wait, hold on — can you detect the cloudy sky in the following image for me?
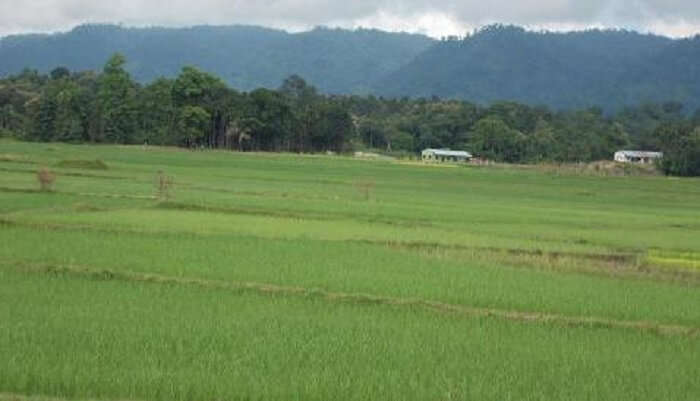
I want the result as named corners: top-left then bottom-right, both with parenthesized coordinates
top-left (1, 0), bottom-right (699, 38)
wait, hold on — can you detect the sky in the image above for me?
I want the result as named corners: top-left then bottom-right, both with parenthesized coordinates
top-left (1, 0), bottom-right (699, 39)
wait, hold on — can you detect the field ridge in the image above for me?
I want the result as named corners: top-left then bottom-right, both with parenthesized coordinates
top-left (0, 394), bottom-right (127, 401)
top-left (4, 216), bottom-right (699, 285)
top-left (11, 261), bottom-right (699, 338)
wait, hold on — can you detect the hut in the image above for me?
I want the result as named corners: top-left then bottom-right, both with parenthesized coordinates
top-left (422, 149), bottom-right (472, 163)
top-left (614, 150), bottom-right (663, 164)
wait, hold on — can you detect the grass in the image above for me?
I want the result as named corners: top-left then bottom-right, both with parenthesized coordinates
top-left (648, 249), bottom-right (700, 270)
top-left (1, 139), bottom-right (699, 400)
top-left (1, 269), bottom-right (699, 401)
top-left (2, 225), bottom-right (699, 327)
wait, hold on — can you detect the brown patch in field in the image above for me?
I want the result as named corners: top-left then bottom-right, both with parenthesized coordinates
top-left (72, 203), bottom-right (107, 213)
top-left (354, 239), bottom-right (700, 285)
top-left (356, 239), bottom-right (635, 263)
top-left (36, 167), bottom-right (56, 191)
top-left (535, 161), bottom-right (660, 177)
top-left (55, 159), bottom-right (108, 170)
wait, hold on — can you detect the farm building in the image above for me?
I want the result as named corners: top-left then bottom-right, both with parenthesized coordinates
top-left (422, 149), bottom-right (472, 163)
top-left (614, 150), bottom-right (663, 164)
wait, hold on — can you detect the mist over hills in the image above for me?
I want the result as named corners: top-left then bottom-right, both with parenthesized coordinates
top-left (2, 23), bottom-right (700, 111)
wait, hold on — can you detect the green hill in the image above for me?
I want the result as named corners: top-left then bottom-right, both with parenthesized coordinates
top-left (3, 24), bottom-right (700, 111)
top-left (0, 24), bottom-right (434, 94)
top-left (374, 25), bottom-right (699, 111)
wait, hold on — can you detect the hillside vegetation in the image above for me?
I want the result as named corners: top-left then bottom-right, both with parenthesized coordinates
top-left (3, 24), bottom-right (700, 110)
top-left (376, 25), bottom-right (689, 110)
top-left (0, 24), bottom-right (433, 94)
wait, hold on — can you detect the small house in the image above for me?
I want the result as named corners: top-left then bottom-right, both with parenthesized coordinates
top-left (422, 149), bottom-right (472, 163)
top-left (614, 150), bottom-right (663, 164)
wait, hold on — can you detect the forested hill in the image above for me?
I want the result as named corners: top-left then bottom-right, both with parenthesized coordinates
top-left (3, 24), bottom-right (700, 111)
top-left (0, 24), bottom-right (434, 94)
top-left (375, 25), bottom-right (700, 111)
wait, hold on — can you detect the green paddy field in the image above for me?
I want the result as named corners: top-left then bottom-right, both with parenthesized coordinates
top-left (1, 140), bottom-right (699, 401)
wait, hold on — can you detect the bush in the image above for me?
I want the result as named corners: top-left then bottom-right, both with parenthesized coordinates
top-left (36, 167), bottom-right (56, 191)
top-left (155, 171), bottom-right (174, 200)
top-left (353, 179), bottom-right (375, 201)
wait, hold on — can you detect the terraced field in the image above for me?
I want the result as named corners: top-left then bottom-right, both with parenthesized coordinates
top-left (1, 140), bottom-right (699, 401)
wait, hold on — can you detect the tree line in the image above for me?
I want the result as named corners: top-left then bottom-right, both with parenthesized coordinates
top-left (1, 54), bottom-right (354, 153)
top-left (1, 54), bottom-right (699, 175)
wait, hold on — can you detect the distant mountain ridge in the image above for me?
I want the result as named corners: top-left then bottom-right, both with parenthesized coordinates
top-left (0, 24), bottom-right (434, 94)
top-left (374, 25), bottom-right (700, 111)
top-left (2, 24), bottom-right (700, 111)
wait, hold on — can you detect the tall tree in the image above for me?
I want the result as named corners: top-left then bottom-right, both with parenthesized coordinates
top-left (138, 78), bottom-right (176, 145)
top-left (657, 122), bottom-right (700, 176)
top-left (280, 75), bottom-right (320, 152)
top-left (177, 106), bottom-right (211, 147)
top-left (172, 66), bottom-right (233, 147)
top-left (471, 117), bottom-right (526, 162)
top-left (97, 53), bottom-right (137, 143)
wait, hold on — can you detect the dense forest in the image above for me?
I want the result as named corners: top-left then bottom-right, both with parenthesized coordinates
top-left (2, 54), bottom-right (699, 176)
top-left (376, 25), bottom-right (699, 111)
top-left (3, 24), bottom-right (700, 111)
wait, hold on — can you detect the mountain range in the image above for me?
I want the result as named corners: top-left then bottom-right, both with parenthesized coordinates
top-left (2, 24), bottom-right (699, 111)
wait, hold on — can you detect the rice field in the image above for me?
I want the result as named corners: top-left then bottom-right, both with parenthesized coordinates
top-left (1, 140), bottom-right (699, 401)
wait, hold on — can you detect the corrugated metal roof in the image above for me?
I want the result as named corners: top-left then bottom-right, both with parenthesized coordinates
top-left (422, 149), bottom-right (473, 158)
top-left (615, 150), bottom-right (663, 158)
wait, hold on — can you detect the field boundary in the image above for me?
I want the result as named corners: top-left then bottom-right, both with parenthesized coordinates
top-left (0, 393), bottom-right (140, 401)
top-left (8, 261), bottom-right (699, 338)
top-left (3, 217), bottom-right (699, 285)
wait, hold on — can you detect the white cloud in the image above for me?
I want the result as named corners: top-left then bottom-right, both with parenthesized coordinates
top-left (337, 10), bottom-right (467, 38)
top-left (0, 0), bottom-right (699, 38)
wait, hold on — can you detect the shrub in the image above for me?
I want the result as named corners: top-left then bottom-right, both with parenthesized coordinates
top-left (155, 170), bottom-right (174, 200)
top-left (36, 167), bottom-right (56, 191)
top-left (353, 179), bottom-right (375, 201)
